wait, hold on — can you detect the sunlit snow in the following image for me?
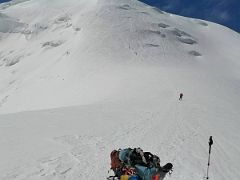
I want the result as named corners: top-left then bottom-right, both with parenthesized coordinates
top-left (0, 0), bottom-right (240, 179)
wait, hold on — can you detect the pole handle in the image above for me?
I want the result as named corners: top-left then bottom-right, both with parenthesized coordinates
top-left (209, 136), bottom-right (213, 147)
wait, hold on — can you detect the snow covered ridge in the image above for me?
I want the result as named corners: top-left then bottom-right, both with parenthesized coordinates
top-left (0, 0), bottom-right (30, 10)
top-left (0, 1), bottom-right (240, 179)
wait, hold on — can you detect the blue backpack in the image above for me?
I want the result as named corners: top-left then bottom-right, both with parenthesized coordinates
top-left (135, 165), bottom-right (158, 180)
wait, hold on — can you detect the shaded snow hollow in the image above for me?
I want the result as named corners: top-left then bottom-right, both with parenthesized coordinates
top-left (0, 0), bottom-right (240, 180)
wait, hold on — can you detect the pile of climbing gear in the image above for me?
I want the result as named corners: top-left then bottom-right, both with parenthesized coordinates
top-left (108, 147), bottom-right (173, 180)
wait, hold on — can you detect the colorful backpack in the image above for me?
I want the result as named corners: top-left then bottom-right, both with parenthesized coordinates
top-left (110, 148), bottom-right (172, 180)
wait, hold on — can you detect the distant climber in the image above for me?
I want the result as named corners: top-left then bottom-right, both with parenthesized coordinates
top-left (179, 93), bottom-right (183, 101)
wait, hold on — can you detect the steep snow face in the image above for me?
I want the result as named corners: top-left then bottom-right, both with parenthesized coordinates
top-left (0, 0), bottom-right (239, 113)
top-left (0, 0), bottom-right (240, 180)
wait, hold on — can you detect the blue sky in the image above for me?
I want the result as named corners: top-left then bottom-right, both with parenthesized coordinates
top-left (140, 0), bottom-right (240, 32)
top-left (0, 0), bottom-right (239, 32)
top-left (0, 0), bottom-right (9, 3)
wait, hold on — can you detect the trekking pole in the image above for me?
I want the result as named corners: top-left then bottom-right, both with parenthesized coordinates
top-left (206, 136), bottom-right (213, 179)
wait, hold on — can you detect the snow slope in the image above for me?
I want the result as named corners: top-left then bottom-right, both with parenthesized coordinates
top-left (0, 0), bottom-right (240, 179)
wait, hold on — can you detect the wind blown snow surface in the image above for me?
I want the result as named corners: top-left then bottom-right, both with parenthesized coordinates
top-left (0, 0), bottom-right (240, 179)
